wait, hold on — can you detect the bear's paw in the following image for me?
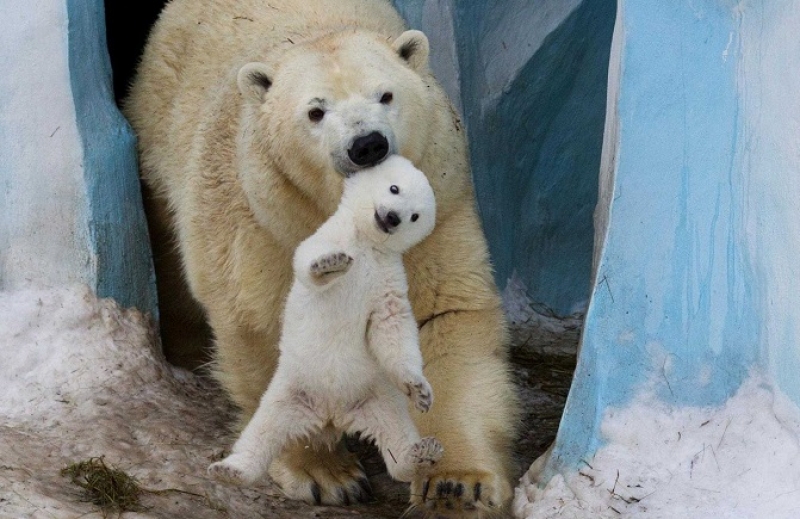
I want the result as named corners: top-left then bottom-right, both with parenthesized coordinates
top-left (409, 469), bottom-right (512, 518)
top-left (269, 442), bottom-right (373, 506)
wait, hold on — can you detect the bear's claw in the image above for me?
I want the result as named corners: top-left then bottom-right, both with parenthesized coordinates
top-left (269, 441), bottom-right (373, 506)
top-left (409, 470), bottom-right (511, 518)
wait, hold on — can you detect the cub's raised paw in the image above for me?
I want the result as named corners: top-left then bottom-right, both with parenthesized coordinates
top-left (410, 437), bottom-right (443, 468)
top-left (309, 252), bottom-right (353, 285)
top-left (410, 470), bottom-right (512, 517)
top-left (404, 378), bottom-right (433, 413)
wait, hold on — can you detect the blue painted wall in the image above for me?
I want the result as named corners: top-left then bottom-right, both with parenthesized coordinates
top-left (544, 0), bottom-right (800, 478)
top-left (455, 1), bottom-right (615, 315)
top-left (67, 0), bottom-right (157, 315)
top-left (394, 0), bottom-right (615, 316)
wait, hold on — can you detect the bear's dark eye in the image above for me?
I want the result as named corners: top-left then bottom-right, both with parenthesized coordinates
top-left (411, 213), bottom-right (419, 222)
top-left (308, 108), bottom-right (325, 122)
top-left (390, 185), bottom-right (399, 194)
top-left (380, 92), bottom-right (394, 104)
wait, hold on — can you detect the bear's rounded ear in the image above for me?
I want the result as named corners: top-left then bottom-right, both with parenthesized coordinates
top-left (392, 30), bottom-right (429, 72)
top-left (238, 62), bottom-right (274, 103)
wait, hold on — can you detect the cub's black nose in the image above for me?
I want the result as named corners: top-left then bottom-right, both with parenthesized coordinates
top-left (375, 210), bottom-right (402, 234)
top-left (384, 211), bottom-right (401, 228)
top-left (348, 132), bottom-right (389, 167)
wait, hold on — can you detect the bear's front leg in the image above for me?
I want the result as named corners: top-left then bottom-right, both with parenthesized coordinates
top-left (293, 225), bottom-right (355, 289)
top-left (409, 305), bottom-right (518, 518)
top-left (404, 213), bottom-right (519, 518)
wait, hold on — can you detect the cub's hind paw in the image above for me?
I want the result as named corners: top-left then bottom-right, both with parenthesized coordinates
top-left (208, 460), bottom-right (247, 486)
top-left (410, 437), bottom-right (444, 467)
top-left (208, 454), bottom-right (261, 486)
top-left (309, 252), bottom-right (353, 285)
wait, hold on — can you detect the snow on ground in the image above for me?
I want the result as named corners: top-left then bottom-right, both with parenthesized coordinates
top-left (21, 279), bottom-right (793, 519)
top-left (514, 374), bottom-right (800, 519)
top-left (502, 272), bottom-right (584, 357)
top-left (0, 286), bottom-right (404, 518)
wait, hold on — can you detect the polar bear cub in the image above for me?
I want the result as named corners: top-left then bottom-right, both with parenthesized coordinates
top-left (208, 156), bottom-right (442, 486)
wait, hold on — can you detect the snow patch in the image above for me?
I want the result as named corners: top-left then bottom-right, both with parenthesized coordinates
top-left (514, 374), bottom-right (800, 518)
top-left (0, 286), bottom-right (308, 518)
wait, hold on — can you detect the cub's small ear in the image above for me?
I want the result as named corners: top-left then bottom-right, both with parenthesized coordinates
top-left (238, 62), bottom-right (274, 103)
top-left (392, 30), bottom-right (429, 72)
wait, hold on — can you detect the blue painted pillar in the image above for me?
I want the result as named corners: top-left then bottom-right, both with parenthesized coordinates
top-left (526, 0), bottom-right (800, 502)
top-left (0, 0), bottom-right (156, 316)
top-left (67, 0), bottom-right (157, 314)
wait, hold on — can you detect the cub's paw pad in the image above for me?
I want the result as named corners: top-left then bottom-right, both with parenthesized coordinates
top-left (310, 252), bottom-right (353, 278)
top-left (411, 471), bottom-right (510, 516)
top-left (410, 437), bottom-right (444, 467)
top-left (404, 379), bottom-right (433, 412)
top-left (208, 460), bottom-right (247, 486)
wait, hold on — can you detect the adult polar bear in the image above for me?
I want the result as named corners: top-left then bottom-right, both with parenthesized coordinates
top-left (125, 0), bottom-right (517, 515)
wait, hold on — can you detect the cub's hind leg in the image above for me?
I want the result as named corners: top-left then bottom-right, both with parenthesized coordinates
top-left (209, 384), bottom-right (324, 486)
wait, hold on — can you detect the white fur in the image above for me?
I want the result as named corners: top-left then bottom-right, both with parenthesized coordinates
top-left (209, 156), bottom-right (442, 485)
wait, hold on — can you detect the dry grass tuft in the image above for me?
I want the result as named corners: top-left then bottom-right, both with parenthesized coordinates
top-left (61, 457), bottom-right (144, 517)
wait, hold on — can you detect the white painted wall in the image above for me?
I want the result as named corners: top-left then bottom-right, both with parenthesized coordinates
top-left (0, 0), bottom-right (93, 289)
top-left (0, 0), bottom-right (156, 314)
top-left (738, 0), bottom-right (800, 405)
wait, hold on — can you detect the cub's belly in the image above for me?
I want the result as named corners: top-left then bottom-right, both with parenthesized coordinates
top-left (280, 338), bottom-right (381, 403)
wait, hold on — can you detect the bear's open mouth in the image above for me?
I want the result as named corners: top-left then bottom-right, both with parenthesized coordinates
top-left (374, 211), bottom-right (393, 234)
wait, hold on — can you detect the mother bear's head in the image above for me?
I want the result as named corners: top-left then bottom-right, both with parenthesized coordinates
top-left (236, 30), bottom-right (433, 213)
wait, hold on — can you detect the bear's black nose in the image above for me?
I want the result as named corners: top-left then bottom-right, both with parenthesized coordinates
top-left (348, 132), bottom-right (389, 167)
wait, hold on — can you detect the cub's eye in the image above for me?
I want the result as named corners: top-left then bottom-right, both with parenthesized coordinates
top-left (390, 185), bottom-right (400, 194)
top-left (308, 108), bottom-right (325, 122)
top-left (380, 92), bottom-right (394, 104)
top-left (411, 213), bottom-right (419, 222)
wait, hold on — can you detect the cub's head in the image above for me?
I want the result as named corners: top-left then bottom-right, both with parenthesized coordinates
top-left (342, 155), bottom-right (436, 253)
top-left (236, 30), bottom-right (433, 214)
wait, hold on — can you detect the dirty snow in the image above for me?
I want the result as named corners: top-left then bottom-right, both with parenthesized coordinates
top-left (0, 286), bottom-right (405, 518)
top-left (502, 272), bottom-right (584, 357)
top-left (514, 374), bottom-right (800, 519)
